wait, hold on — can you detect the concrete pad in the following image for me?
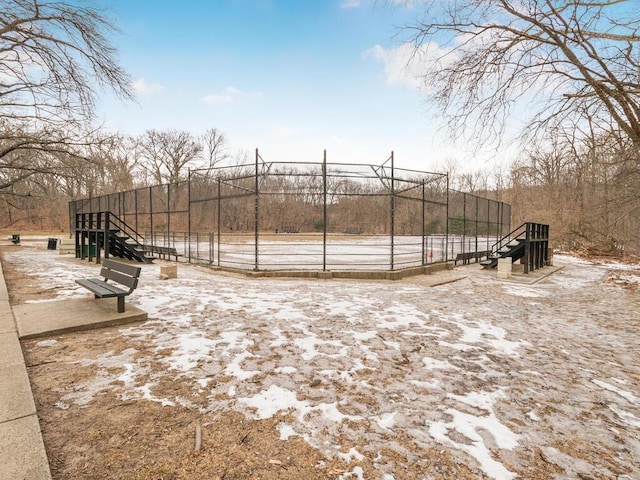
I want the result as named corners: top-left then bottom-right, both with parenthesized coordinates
top-left (0, 415), bottom-right (52, 480)
top-left (0, 332), bottom-right (27, 367)
top-left (0, 301), bottom-right (16, 333)
top-left (0, 363), bottom-right (37, 423)
top-left (14, 298), bottom-right (148, 340)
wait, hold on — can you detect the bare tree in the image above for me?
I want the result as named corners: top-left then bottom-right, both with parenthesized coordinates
top-left (406, 0), bottom-right (640, 148)
top-left (202, 128), bottom-right (229, 169)
top-left (0, 0), bottom-right (133, 123)
top-left (0, 0), bottom-right (134, 210)
top-left (137, 130), bottom-right (203, 185)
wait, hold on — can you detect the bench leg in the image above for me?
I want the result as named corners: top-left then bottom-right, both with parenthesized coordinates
top-left (117, 296), bottom-right (125, 313)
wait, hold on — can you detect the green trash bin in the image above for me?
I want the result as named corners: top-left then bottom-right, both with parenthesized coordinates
top-left (83, 245), bottom-right (97, 256)
top-left (11, 234), bottom-right (20, 244)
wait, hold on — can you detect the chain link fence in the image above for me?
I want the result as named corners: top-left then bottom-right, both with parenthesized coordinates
top-left (70, 152), bottom-right (510, 272)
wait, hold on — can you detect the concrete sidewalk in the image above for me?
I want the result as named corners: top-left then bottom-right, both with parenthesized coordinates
top-left (0, 262), bottom-right (52, 480)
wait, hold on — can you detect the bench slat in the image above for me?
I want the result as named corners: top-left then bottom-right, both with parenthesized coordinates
top-left (75, 278), bottom-right (127, 298)
top-left (99, 267), bottom-right (139, 291)
top-left (102, 259), bottom-right (142, 277)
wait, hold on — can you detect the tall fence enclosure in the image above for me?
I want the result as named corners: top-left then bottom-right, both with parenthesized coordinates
top-left (70, 151), bottom-right (511, 274)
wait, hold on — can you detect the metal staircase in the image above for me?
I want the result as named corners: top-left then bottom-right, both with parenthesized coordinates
top-left (75, 212), bottom-right (155, 264)
top-left (481, 222), bottom-right (549, 274)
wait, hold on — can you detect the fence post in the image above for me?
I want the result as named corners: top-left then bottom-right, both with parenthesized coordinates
top-left (475, 195), bottom-right (479, 256)
top-left (390, 151), bottom-right (395, 271)
top-left (422, 181), bottom-right (426, 265)
top-left (187, 172), bottom-right (191, 263)
top-left (134, 189), bottom-right (139, 237)
top-left (149, 187), bottom-right (154, 247)
top-left (445, 174), bottom-right (449, 263)
top-left (254, 148), bottom-right (259, 271)
top-left (462, 193), bottom-right (467, 261)
top-left (167, 183), bottom-right (172, 250)
top-left (217, 177), bottom-right (221, 267)
top-left (323, 150), bottom-right (327, 272)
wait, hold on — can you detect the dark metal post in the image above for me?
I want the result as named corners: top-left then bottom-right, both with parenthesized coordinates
top-left (524, 222), bottom-right (531, 274)
top-left (489, 198), bottom-right (493, 252)
top-left (543, 224), bottom-right (549, 266)
top-left (462, 193), bottom-right (467, 262)
top-left (104, 211), bottom-right (110, 260)
top-left (254, 148), bottom-right (259, 271)
top-left (475, 195), bottom-right (479, 258)
top-left (217, 177), bottom-right (221, 266)
top-left (88, 212), bottom-right (94, 263)
top-left (323, 150), bottom-right (327, 271)
top-left (445, 174), bottom-right (450, 263)
top-left (134, 189), bottom-right (139, 237)
top-left (167, 184), bottom-right (171, 247)
top-left (149, 187), bottom-right (154, 247)
top-left (390, 151), bottom-right (395, 271)
top-left (187, 171), bottom-right (192, 263)
top-left (209, 231), bottom-right (213, 265)
top-left (422, 181), bottom-right (426, 265)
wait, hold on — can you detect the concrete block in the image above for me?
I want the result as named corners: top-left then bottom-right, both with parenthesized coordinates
top-left (497, 257), bottom-right (512, 279)
top-left (0, 415), bottom-right (52, 480)
top-left (160, 264), bottom-right (177, 279)
top-left (58, 237), bottom-right (76, 255)
top-left (0, 363), bottom-right (37, 423)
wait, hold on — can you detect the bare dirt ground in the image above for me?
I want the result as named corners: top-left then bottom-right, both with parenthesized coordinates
top-left (2, 242), bottom-right (639, 480)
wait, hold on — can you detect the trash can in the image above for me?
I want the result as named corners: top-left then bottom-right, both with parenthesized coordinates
top-left (11, 234), bottom-right (20, 244)
top-left (47, 238), bottom-right (58, 250)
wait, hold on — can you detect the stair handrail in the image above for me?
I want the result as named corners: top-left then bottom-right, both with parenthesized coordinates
top-left (490, 222), bottom-right (529, 257)
top-left (106, 212), bottom-right (145, 244)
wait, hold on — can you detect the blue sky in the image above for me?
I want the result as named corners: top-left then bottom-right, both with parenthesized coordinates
top-left (97, 0), bottom-right (510, 172)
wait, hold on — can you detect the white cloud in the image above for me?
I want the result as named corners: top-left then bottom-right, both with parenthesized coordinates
top-left (202, 86), bottom-right (263, 105)
top-left (202, 93), bottom-right (233, 104)
top-left (341, 0), bottom-right (360, 8)
top-left (225, 86), bottom-right (243, 95)
top-left (341, 0), bottom-right (413, 8)
top-left (364, 42), bottom-right (451, 89)
top-left (132, 77), bottom-right (164, 95)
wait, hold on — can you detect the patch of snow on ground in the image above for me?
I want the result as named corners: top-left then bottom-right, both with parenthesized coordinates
top-left (592, 379), bottom-right (638, 404)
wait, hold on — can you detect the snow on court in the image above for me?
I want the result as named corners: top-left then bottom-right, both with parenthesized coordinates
top-left (6, 247), bottom-right (640, 479)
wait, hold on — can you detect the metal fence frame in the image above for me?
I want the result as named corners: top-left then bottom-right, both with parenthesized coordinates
top-left (69, 150), bottom-right (511, 272)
